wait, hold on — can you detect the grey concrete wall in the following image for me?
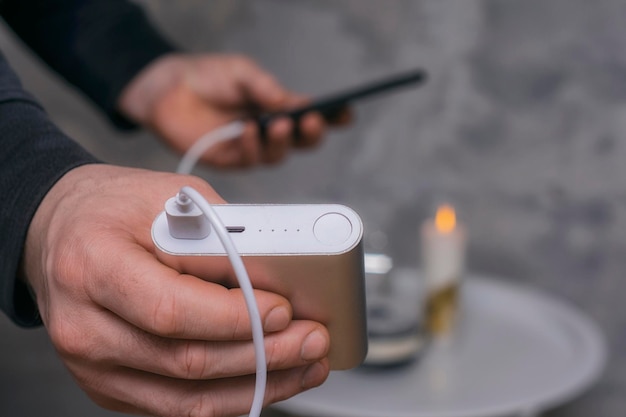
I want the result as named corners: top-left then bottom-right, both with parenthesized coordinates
top-left (1, 1), bottom-right (626, 416)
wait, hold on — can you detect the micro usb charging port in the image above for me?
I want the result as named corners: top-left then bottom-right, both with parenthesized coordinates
top-left (226, 226), bottom-right (246, 233)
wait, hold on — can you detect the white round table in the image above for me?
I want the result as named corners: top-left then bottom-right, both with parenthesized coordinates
top-left (276, 271), bottom-right (607, 417)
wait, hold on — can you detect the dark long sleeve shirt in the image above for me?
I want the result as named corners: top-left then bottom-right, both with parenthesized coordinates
top-left (0, 0), bottom-right (176, 326)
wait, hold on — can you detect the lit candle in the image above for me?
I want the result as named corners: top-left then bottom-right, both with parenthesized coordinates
top-left (420, 204), bottom-right (466, 335)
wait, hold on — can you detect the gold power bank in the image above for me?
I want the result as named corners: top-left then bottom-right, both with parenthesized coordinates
top-left (152, 204), bottom-right (368, 370)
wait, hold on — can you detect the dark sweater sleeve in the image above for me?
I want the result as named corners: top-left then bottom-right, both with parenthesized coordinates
top-left (0, 0), bottom-right (177, 128)
top-left (0, 50), bottom-right (100, 327)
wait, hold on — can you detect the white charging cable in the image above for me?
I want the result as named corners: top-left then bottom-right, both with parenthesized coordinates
top-left (179, 186), bottom-right (267, 417)
top-left (176, 120), bottom-right (246, 175)
top-left (174, 121), bottom-right (266, 417)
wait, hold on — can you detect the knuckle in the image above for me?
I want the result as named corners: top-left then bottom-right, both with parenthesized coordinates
top-left (47, 226), bottom-right (107, 296)
top-left (262, 374), bottom-right (290, 405)
top-left (84, 391), bottom-right (112, 410)
top-left (174, 342), bottom-right (211, 380)
top-left (79, 375), bottom-right (121, 411)
top-left (48, 317), bottom-right (93, 359)
top-left (150, 292), bottom-right (184, 337)
top-left (265, 339), bottom-right (290, 370)
top-left (220, 288), bottom-right (246, 340)
top-left (226, 289), bottom-right (247, 338)
top-left (47, 236), bottom-right (84, 286)
top-left (182, 392), bottom-right (218, 417)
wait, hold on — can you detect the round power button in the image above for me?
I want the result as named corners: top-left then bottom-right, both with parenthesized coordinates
top-left (313, 213), bottom-right (353, 245)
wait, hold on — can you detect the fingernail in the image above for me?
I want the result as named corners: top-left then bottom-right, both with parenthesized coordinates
top-left (301, 329), bottom-right (329, 361)
top-left (301, 361), bottom-right (328, 389)
top-left (264, 306), bottom-right (290, 333)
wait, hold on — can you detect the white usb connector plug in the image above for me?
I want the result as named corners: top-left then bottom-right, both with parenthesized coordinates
top-left (165, 192), bottom-right (211, 239)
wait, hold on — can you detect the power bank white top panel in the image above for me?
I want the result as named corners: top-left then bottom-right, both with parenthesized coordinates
top-left (152, 204), bottom-right (363, 256)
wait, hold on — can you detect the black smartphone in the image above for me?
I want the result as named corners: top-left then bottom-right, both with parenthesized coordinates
top-left (255, 68), bottom-right (427, 142)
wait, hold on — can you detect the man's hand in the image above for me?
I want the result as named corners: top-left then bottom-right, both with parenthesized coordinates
top-left (119, 53), bottom-right (344, 168)
top-left (22, 164), bottom-right (330, 417)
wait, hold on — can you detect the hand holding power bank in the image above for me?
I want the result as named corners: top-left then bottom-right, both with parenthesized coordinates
top-left (152, 203), bottom-right (368, 370)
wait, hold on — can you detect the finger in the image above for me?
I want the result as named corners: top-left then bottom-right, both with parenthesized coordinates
top-left (275, 94), bottom-right (327, 147)
top-left (262, 116), bottom-right (292, 164)
top-left (331, 106), bottom-right (354, 126)
top-left (85, 244), bottom-right (293, 340)
top-left (294, 111), bottom-right (326, 148)
top-left (65, 309), bottom-right (329, 380)
top-left (235, 121), bottom-right (262, 167)
top-left (80, 359), bottom-right (329, 417)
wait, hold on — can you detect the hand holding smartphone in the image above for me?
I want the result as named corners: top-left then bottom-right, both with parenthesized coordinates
top-left (255, 68), bottom-right (427, 143)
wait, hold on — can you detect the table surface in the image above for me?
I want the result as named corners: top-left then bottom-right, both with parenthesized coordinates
top-left (276, 271), bottom-right (607, 417)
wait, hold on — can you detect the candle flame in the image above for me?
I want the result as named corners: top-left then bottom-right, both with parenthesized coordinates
top-left (435, 204), bottom-right (456, 233)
